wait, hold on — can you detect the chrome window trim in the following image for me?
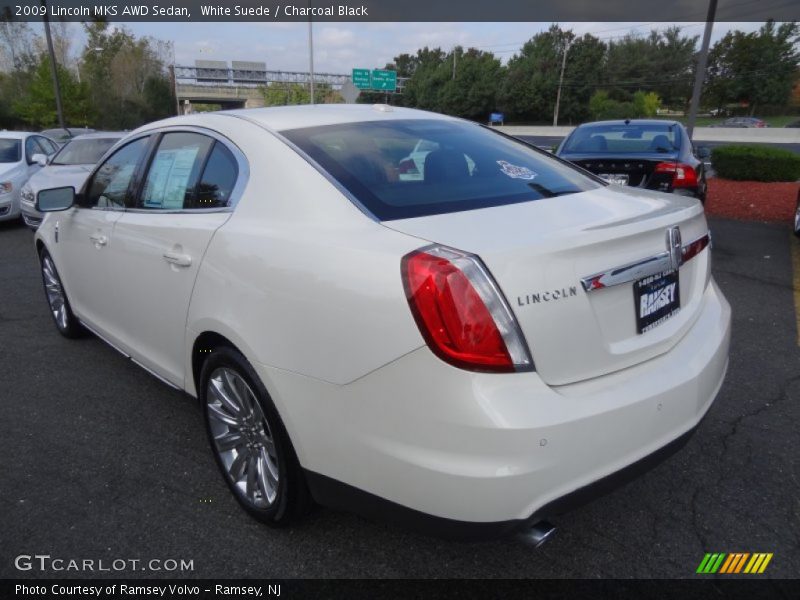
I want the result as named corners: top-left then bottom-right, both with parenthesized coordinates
top-left (223, 113), bottom-right (379, 222)
top-left (581, 232), bottom-right (711, 292)
top-left (82, 125), bottom-right (249, 214)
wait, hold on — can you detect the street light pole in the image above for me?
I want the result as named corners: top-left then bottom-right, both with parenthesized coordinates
top-left (308, 20), bottom-right (315, 104)
top-left (686, 0), bottom-right (718, 140)
top-left (553, 39), bottom-right (572, 127)
top-left (41, 1), bottom-right (65, 129)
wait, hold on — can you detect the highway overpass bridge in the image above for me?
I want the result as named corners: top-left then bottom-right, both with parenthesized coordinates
top-left (173, 61), bottom-right (406, 113)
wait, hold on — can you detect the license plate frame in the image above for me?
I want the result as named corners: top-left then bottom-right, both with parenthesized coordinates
top-left (633, 270), bottom-right (680, 334)
top-left (598, 173), bottom-right (629, 185)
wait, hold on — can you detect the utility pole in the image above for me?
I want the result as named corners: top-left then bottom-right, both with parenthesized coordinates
top-left (41, 1), bottom-right (65, 129)
top-left (552, 39), bottom-right (572, 127)
top-left (452, 46), bottom-right (457, 80)
top-left (308, 19), bottom-right (315, 104)
top-left (686, 0), bottom-right (718, 140)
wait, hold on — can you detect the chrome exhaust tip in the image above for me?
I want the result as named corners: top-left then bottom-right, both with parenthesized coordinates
top-left (517, 520), bottom-right (556, 548)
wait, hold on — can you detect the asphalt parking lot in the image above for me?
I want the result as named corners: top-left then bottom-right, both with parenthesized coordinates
top-left (0, 216), bottom-right (798, 579)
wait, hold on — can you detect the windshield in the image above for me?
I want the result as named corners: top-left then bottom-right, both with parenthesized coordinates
top-left (562, 123), bottom-right (680, 154)
top-left (51, 138), bottom-right (120, 166)
top-left (0, 139), bottom-right (21, 163)
top-left (283, 119), bottom-right (599, 220)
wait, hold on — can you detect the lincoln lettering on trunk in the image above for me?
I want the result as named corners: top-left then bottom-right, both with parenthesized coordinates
top-left (517, 286), bottom-right (578, 306)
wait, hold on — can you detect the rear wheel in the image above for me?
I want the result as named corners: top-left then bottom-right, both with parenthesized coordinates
top-left (793, 194), bottom-right (800, 238)
top-left (200, 346), bottom-right (311, 525)
top-left (39, 249), bottom-right (84, 338)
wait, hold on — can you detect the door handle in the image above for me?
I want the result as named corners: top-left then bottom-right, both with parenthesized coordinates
top-left (163, 251), bottom-right (192, 267)
top-left (89, 234), bottom-right (107, 246)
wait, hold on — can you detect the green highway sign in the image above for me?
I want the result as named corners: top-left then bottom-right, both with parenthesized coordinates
top-left (352, 68), bottom-right (371, 89)
top-left (371, 69), bottom-right (397, 91)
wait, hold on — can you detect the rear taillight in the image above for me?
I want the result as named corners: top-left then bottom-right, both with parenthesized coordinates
top-left (655, 162), bottom-right (698, 188)
top-left (401, 245), bottom-right (533, 373)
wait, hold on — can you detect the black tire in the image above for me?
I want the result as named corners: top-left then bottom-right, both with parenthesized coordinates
top-left (199, 346), bottom-right (311, 525)
top-left (39, 249), bottom-right (84, 338)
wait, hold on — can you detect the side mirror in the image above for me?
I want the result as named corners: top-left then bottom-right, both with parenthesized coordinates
top-left (696, 146), bottom-right (711, 160)
top-left (36, 186), bottom-right (75, 212)
top-left (31, 153), bottom-right (48, 167)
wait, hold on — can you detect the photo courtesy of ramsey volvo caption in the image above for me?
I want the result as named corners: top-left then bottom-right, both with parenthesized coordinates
top-left (32, 105), bottom-right (730, 539)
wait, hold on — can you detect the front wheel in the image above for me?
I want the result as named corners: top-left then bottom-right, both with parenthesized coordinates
top-left (40, 249), bottom-right (84, 338)
top-left (200, 346), bottom-right (311, 525)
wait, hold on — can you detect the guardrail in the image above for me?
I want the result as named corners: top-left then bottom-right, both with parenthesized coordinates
top-left (495, 125), bottom-right (800, 144)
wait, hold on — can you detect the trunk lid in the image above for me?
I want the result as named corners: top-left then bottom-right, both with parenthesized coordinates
top-left (564, 153), bottom-right (677, 193)
top-left (384, 186), bottom-right (710, 385)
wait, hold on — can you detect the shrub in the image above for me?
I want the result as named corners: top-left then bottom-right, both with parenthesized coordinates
top-left (711, 145), bottom-right (800, 182)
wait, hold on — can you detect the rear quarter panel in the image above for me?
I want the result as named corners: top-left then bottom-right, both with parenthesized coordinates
top-left (185, 121), bottom-right (426, 393)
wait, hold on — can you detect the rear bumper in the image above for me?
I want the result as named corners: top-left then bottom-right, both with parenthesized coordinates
top-left (305, 418), bottom-right (701, 540)
top-left (255, 278), bottom-right (731, 534)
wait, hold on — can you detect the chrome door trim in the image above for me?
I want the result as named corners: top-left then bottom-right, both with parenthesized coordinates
top-left (78, 317), bottom-right (181, 391)
top-left (581, 232), bottom-right (710, 292)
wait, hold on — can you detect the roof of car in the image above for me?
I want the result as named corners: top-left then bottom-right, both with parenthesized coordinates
top-left (138, 105), bottom-right (459, 135)
top-left (69, 131), bottom-right (127, 140)
top-left (0, 131), bottom-right (35, 139)
top-left (575, 119), bottom-right (682, 127)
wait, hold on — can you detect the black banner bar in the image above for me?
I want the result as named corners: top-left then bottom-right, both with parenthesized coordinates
top-left (3, 579), bottom-right (800, 600)
top-left (1, 0), bottom-right (799, 23)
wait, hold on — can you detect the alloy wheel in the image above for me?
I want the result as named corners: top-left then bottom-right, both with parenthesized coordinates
top-left (42, 255), bottom-right (68, 331)
top-left (206, 367), bottom-right (280, 508)
top-left (794, 201), bottom-right (800, 235)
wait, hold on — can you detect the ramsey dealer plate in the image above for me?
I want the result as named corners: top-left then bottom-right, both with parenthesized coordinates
top-left (634, 270), bottom-right (680, 333)
top-left (598, 173), bottom-right (629, 185)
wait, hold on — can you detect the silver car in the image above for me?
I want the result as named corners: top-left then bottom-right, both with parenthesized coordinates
top-left (21, 132), bottom-right (125, 229)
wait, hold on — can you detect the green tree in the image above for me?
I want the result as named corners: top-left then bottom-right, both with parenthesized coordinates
top-left (704, 21), bottom-right (800, 114)
top-left (14, 56), bottom-right (92, 128)
top-left (262, 82), bottom-right (342, 106)
top-left (79, 23), bottom-right (174, 129)
top-left (633, 91), bottom-right (661, 117)
top-left (605, 28), bottom-right (697, 108)
top-left (499, 25), bottom-right (569, 122)
top-left (589, 90), bottom-right (613, 119)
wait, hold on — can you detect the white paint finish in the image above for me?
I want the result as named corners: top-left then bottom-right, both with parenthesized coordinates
top-left (109, 211), bottom-right (232, 387)
top-left (383, 186), bottom-right (709, 384)
top-left (253, 280), bottom-right (730, 522)
top-left (35, 106), bottom-right (733, 525)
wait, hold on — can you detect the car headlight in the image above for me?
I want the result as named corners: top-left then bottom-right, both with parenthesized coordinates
top-left (0, 182), bottom-right (12, 195)
top-left (21, 186), bottom-right (34, 203)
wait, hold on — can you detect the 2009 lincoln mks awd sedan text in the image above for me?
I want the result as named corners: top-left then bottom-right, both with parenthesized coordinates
top-left (33, 105), bottom-right (730, 540)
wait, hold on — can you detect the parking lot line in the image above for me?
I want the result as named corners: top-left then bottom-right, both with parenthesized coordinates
top-left (792, 232), bottom-right (800, 346)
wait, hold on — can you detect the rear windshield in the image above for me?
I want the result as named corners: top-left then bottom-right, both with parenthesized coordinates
top-left (52, 138), bottom-right (120, 166)
top-left (0, 139), bottom-right (21, 163)
top-left (283, 119), bottom-right (600, 220)
top-left (562, 123), bottom-right (681, 154)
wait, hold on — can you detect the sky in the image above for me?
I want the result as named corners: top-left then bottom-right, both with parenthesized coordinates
top-left (40, 21), bottom-right (770, 74)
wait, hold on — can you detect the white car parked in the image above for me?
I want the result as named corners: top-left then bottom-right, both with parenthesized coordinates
top-left (20, 132), bottom-right (125, 229)
top-left (33, 106), bottom-right (730, 539)
top-left (0, 132), bottom-right (58, 223)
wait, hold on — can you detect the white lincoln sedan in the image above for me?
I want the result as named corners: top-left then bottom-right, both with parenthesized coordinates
top-left (33, 105), bottom-right (730, 540)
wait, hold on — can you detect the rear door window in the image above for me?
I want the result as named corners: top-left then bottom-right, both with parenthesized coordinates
top-left (283, 119), bottom-right (599, 221)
